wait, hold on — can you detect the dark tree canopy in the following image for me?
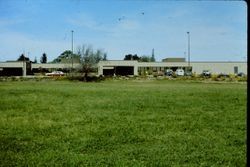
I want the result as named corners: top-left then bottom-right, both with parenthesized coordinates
top-left (123, 54), bottom-right (155, 62)
top-left (59, 50), bottom-right (73, 60)
top-left (51, 50), bottom-right (80, 63)
top-left (33, 57), bottom-right (37, 63)
top-left (40, 53), bottom-right (47, 63)
top-left (124, 54), bottom-right (140, 61)
top-left (139, 56), bottom-right (151, 62)
top-left (103, 53), bottom-right (107, 61)
top-left (17, 54), bottom-right (30, 61)
top-left (151, 49), bottom-right (155, 62)
top-left (150, 55), bottom-right (155, 62)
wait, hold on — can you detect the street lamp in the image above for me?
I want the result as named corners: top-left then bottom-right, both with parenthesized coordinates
top-left (187, 31), bottom-right (190, 70)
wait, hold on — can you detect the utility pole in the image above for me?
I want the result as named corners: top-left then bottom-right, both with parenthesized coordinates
top-left (22, 52), bottom-right (26, 77)
top-left (71, 30), bottom-right (74, 70)
top-left (187, 31), bottom-right (190, 70)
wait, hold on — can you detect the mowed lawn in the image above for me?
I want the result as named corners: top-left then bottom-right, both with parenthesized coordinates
top-left (0, 80), bottom-right (246, 166)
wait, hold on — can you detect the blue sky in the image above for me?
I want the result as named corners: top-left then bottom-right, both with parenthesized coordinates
top-left (0, 0), bottom-right (247, 62)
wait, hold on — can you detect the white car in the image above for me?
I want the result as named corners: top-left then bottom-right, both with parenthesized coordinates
top-left (202, 70), bottom-right (211, 77)
top-left (165, 69), bottom-right (173, 76)
top-left (175, 69), bottom-right (184, 76)
top-left (45, 71), bottom-right (64, 76)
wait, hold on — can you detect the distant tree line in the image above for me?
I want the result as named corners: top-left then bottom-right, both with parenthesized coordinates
top-left (51, 50), bottom-right (79, 63)
top-left (123, 54), bottom-right (155, 62)
top-left (50, 44), bottom-right (107, 80)
top-left (17, 53), bottom-right (47, 63)
top-left (40, 53), bottom-right (47, 63)
top-left (17, 54), bottom-right (30, 61)
top-left (51, 47), bottom-right (107, 64)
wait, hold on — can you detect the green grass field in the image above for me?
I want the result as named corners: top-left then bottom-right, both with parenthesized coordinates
top-left (0, 80), bottom-right (246, 166)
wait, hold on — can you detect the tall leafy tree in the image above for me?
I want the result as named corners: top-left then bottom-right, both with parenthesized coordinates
top-left (139, 56), bottom-right (151, 62)
top-left (40, 53), bottom-right (47, 63)
top-left (150, 48), bottom-right (155, 62)
top-left (124, 54), bottom-right (140, 60)
top-left (33, 57), bottom-right (37, 63)
top-left (103, 53), bottom-right (108, 61)
top-left (17, 54), bottom-right (29, 61)
top-left (77, 45), bottom-right (106, 81)
top-left (51, 50), bottom-right (80, 63)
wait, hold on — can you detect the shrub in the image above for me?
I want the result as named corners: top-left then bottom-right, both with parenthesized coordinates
top-left (66, 75), bottom-right (104, 82)
top-left (172, 73), bottom-right (177, 78)
top-left (66, 75), bottom-right (84, 81)
top-left (211, 74), bottom-right (219, 81)
top-left (236, 76), bottom-right (247, 82)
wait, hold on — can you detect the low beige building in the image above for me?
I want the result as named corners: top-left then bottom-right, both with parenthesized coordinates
top-left (0, 60), bottom-right (247, 76)
top-left (0, 61), bottom-right (28, 76)
top-left (0, 61), bottom-right (81, 76)
top-left (98, 60), bottom-right (247, 76)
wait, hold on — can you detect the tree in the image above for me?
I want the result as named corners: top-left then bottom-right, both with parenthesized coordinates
top-left (58, 50), bottom-right (72, 61)
top-left (150, 48), bottom-right (155, 62)
top-left (77, 45), bottom-right (106, 81)
top-left (51, 50), bottom-right (80, 63)
top-left (17, 54), bottom-right (29, 61)
top-left (139, 56), bottom-right (151, 62)
top-left (103, 53), bottom-right (107, 61)
top-left (33, 57), bottom-right (37, 63)
top-left (40, 53), bottom-right (47, 63)
top-left (94, 49), bottom-right (104, 63)
top-left (124, 54), bottom-right (140, 61)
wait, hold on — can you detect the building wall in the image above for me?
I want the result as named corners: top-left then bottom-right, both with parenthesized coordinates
top-left (1, 60), bottom-right (247, 76)
top-left (137, 62), bottom-right (188, 67)
top-left (98, 60), bottom-right (138, 67)
top-left (0, 62), bottom-right (82, 76)
top-left (0, 61), bottom-right (27, 76)
top-left (31, 63), bottom-right (81, 69)
top-left (0, 61), bottom-right (24, 68)
top-left (191, 62), bottom-right (247, 74)
top-left (98, 61), bottom-right (138, 75)
top-left (98, 60), bottom-right (247, 76)
top-left (162, 58), bottom-right (186, 62)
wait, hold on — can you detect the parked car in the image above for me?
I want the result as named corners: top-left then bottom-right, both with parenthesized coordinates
top-left (175, 69), bottom-right (184, 76)
top-left (45, 71), bottom-right (64, 76)
top-left (165, 69), bottom-right (173, 76)
top-left (201, 70), bottom-right (211, 77)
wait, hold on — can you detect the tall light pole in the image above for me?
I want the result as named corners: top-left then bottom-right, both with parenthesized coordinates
top-left (187, 31), bottom-right (190, 70)
top-left (71, 30), bottom-right (74, 70)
